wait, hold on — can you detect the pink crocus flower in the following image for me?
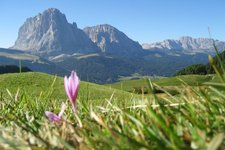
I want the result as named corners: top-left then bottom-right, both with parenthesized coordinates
top-left (45, 102), bottom-right (66, 122)
top-left (64, 71), bottom-right (79, 112)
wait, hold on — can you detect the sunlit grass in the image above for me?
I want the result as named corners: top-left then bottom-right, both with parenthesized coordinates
top-left (0, 73), bottom-right (224, 149)
top-left (107, 74), bottom-right (214, 94)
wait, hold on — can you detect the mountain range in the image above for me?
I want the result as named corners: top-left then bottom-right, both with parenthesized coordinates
top-left (142, 36), bottom-right (225, 55)
top-left (1, 8), bottom-right (224, 83)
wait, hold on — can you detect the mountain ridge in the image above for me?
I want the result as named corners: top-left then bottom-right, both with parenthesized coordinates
top-left (142, 36), bottom-right (225, 55)
top-left (10, 8), bottom-right (225, 57)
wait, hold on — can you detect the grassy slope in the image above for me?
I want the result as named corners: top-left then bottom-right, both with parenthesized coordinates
top-left (0, 72), bottom-right (135, 101)
top-left (0, 72), bottom-right (224, 149)
top-left (107, 75), bottom-right (214, 93)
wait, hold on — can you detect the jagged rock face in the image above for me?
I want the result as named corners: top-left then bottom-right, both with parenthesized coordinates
top-left (142, 39), bottom-right (182, 50)
top-left (83, 24), bottom-right (143, 56)
top-left (142, 36), bottom-right (225, 54)
top-left (179, 36), bottom-right (216, 50)
top-left (12, 8), bottom-right (100, 55)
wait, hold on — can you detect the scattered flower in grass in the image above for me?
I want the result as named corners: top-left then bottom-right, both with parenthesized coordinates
top-left (45, 102), bottom-right (66, 122)
top-left (64, 71), bottom-right (79, 112)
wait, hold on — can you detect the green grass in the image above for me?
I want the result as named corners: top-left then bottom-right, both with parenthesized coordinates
top-left (0, 72), bottom-right (224, 149)
top-left (0, 72), bottom-right (136, 101)
top-left (107, 75), bottom-right (214, 94)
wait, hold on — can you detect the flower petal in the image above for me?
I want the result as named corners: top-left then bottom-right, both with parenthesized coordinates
top-left (64, 76), bottom-right (73, 102)
top-left (73, 72), bottom-right (79, 98)
top-left (58, 102), bottom-right (66, 118)
top-left (70, 71), bottom-right (79, 101)
top-left (64, 71), bottom-right (80, 112)
top-left (69, 71), bottom-right (75, 95)
top-left (45, 111), bottom-right (61, 122)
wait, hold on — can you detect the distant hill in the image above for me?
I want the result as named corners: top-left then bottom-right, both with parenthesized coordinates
top-left (52, 52), bottom-right (209, 83)
top-left (175, 50), bottom-right (225, 75)
top-left (0, 65), bottom-right (31, 74)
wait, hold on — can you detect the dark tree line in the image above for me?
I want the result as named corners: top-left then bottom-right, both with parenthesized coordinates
top-left (175, 51), bottom-right (225, 76)
top-left (0, 65), bottom-right (32, 74)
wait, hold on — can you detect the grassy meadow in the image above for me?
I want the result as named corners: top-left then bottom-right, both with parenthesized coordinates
top-left (0, 70), bottom-right (224, 149)
top-left (0, 72), bottom-right (135, 100)
top-left (107, 75), bottom-right (214, 96)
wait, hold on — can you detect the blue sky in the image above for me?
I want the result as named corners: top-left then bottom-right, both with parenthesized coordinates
top-left (1, 0), bottom-right (225, 48)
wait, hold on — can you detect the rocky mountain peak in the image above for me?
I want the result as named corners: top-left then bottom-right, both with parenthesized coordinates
top-left (11, 8), bottom-right (99, 56)
top-left (84, 24), bottom-right (120, 44)
top-left (178, 36), bottom-right (219, 50)
top-left (83, 24), bottom-right (143, 56)
top-left (37, 8), bottom-right (69, 26)
top-left (178, 36), bottom-right (193, 41)
top-left (41, 8), bottom-right (65, 18)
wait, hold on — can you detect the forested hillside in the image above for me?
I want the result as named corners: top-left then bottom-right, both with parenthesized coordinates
top-left (176, 50), bottom-right (225, 75)
top-left (0, 65), bottom-right (31, 74)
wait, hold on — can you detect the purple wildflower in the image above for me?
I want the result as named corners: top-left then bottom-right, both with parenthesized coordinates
top-left (45, 102), bottom-right (66, 122)
top-left (64, 71), bottom-right (79, 112)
